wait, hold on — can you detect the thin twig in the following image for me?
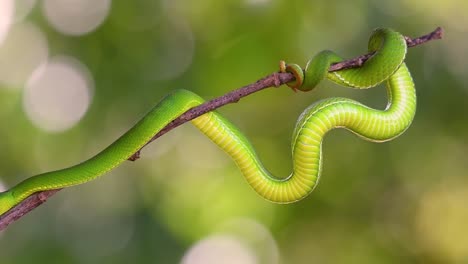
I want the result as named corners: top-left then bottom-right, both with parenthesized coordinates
top-left (0, 27), bottom-right (443, 231)
top-left (329, 27), bottom-right (443, 72)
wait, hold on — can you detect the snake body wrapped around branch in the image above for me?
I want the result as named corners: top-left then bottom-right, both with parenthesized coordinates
top-left (0, 28), bottom-right (416, 215)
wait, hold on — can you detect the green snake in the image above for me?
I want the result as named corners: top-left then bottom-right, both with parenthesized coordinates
top-left (0, 28), bottom-right (416, 215)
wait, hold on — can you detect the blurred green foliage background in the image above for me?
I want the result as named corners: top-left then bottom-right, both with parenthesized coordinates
top-left (0, 0), bottom-right (466, 263)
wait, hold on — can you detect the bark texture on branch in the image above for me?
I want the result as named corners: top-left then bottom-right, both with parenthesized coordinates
top-left (0, 27), bottom-right (443, 231)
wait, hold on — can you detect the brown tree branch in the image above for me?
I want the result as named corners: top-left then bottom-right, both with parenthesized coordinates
top-left (0, 27), bottom-right (443, 231)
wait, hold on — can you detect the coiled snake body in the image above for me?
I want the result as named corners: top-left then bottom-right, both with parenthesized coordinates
top-left (0, 28), bottom-right (416, 215)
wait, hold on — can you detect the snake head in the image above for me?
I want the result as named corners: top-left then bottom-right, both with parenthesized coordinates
top-left (0, 191), bottom-right (15, 216)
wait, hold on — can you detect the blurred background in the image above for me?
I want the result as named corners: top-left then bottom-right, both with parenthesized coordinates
top-left (0, 0), bottom-right (466, 263)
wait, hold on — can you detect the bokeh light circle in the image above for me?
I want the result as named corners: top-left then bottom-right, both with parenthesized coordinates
top-left (181, 235), bottom-right (257, 264)
top-left (0, 22), bottom-right (48, 88)
top-left (43, 0), bottom-right (111, 36)
top-left (23, 56), bottom-right (93, 132)
top-left (0, 180), bottom-right (6, 192)
top-left (245, 0), bottom-right (271, 6)
top-left (217, 218), bottom-right (280, 264)
top-left (0, 0), bottom-right (14, 45)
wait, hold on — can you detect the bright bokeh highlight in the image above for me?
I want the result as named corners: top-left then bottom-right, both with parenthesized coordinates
top-left (23, 56), bottom-right (92, 132)
top-left (0, 22), bottom-right (48, 88)
top-left (0, 0), bottom-right (14, 45)
top-left (181, 235), bottom-right (257, 264)
top-left (43, 0), bottom-right (111, 35)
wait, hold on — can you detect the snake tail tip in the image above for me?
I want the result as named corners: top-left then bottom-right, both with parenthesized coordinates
top-left (279, 60), bottom-right (286, 73)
